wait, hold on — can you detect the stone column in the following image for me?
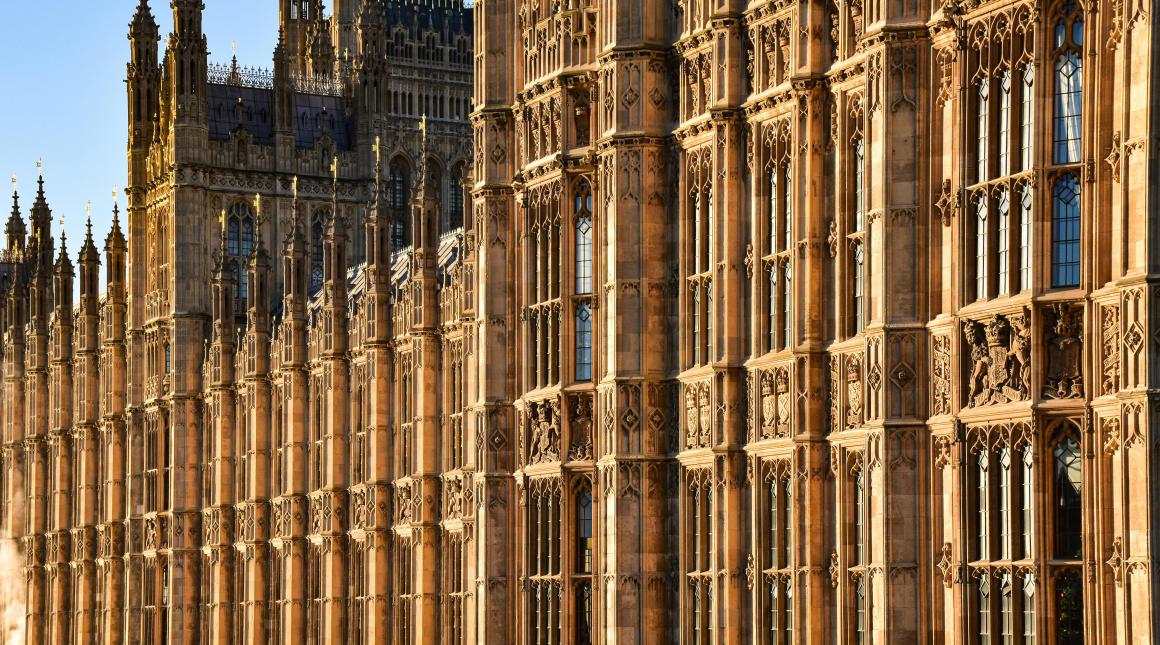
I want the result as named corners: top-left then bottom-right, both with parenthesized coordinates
top-left (470, 0), bottom-right (519, 640)
top-left (862, 29), bottom-right (930, 644)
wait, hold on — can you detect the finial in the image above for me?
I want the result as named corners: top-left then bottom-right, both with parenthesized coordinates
top-left (59, 215), bottom-right (65, 237)
top-left (373, 135), bottom-right (381, 165)
top-left (36, 158), bottom-right (43, 178)
top-left (112, 185), bottom-right (119, 206)
top-left (291, 176), bottom-right (299, 201)
top-left (232, 41), bottom-right (238, 58)
top-left (85, 201), bottom-right (92, 220)
top-left (10, 174), bottom-right (15, 195)
top-left (331, 156), bottom-right (339, 185)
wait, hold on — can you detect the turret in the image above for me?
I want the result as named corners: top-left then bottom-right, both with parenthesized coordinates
top-left (104, 204), bottom-right (128, 302)
top-left (6, 179), bottom-right (26, 261)
top-left (330, 0), bottom-right (359, 65)
top-left (247, 195), bottom-right (271, 336)
top-left (306, 6), bottom-right (335, 77)
top-left (364, 136), bottom-right (391, 342)
top-left (27, 171), bottom-right (54, 331)
top-left (52, 229), bottom-right (74, 320)
top-left (281, 178), bottom-right (309, 366)
top-left (354, 0), bottom-right (387, 122)
top-left (280, 0), bottom-right (325, 76)
top-left (165, 0), bottom-right (207, 129)
top-left (322, 158), bottom-right (349, 355)
top-left (127, 0), bottom-right (160, 151)
top-left (78, 213), bottom-right (101, 335)
top-left (212, 210), bottom-right (237, 360)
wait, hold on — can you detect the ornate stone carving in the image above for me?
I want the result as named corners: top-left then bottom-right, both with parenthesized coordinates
top-left (964, 310), bottom-right (1030, 407)
top-left (760, 368), bottom-right (791, 439)
top-left (527, 398), bottom-right (562, 464)
top-left (936, 543), bottom-right (954, 588)
top-left (931, 334), bottom-right (952, 416)
top-left (1044, 303), bottom-right (1084, 400)
top-left (846, 354), bottom-right (863, 429)
top-left (1101, 304), bottom-right (1121, 395)
top-left (568, 393), bottom-right (593, 461)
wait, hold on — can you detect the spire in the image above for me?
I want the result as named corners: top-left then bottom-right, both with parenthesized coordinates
top-left (104, 194), bottom-right (128, 300)
top-left (6, 175), bottom-right (26, 257)
top-left (80, 201), bottom-right (99, 264)
top-left (55, 226), bottom-right (72, 273)
top-left (105, 200), bottom-right (126, 253)
top-left (129, 0), bottom-right (158, 38)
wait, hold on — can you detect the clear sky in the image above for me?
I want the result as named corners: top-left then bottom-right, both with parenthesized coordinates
top-left (0, 1), bottom-right (277, 258)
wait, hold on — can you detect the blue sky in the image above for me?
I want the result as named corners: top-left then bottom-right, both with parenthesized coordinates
top-left (0, 1), bottom-right (277, 254)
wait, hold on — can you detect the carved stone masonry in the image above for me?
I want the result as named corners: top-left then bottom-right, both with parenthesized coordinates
top-left (527, 398), bottom-right (562, 464)
top-left (1044, 303), bottom-right (1084, 400)
top-left (964, 310), bottom-right (1030, 407)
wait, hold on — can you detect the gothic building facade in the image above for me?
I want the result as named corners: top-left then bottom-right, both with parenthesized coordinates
top-left (1, 0), bottom-right (1159, 643)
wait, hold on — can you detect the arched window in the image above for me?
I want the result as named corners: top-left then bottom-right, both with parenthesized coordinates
top-left (997, 189), bottom-right (1010, 296)
top-left (1022, 575), bottom-right (1036, 642)
top-left (389, 158), bottom-right (411, 251)
top-left (1021, 447), bottom-right (1034, 558)
top-left (1019, 186), bottom-right (1033, 291)
top-left (852, 243), bottom-right (865, 334)
top-left (978, 78), bottom-right (991, 182)
top-left (978, 576), bottom-right (991, 645)
top-left (447, 164), bottom-right (464, 232)
top-left (574, 181), bottom-right (593, 295)
top-left (977, 450), bottom-right (990, 561)
top-left (782, 163), bottom-right (792, 250)
top-left (1052, 1), bottom-right (1084, 165)
top-left (768, 165), bottom-right (779, 256)
top-left (227, 203), bottom-right (256, 304)
top-left (575, 487), bottom-right (592, 573)
top-left (574, 303), bottom-right (592, 382)
top-left (1055, 569), bottom-right (1083, 643)
top-left (976, 196), bottom-right (989, 301)
top-left (1051, 174), bottom-right (1081, 288)
top-left (998, 71), bottom-right (1012, 176)
top-left (1052, 431), bottom-right (1082, 559)
top-left (310, 211), bottom-right (329, 292)
top-left (854, 576), bottom-right (867, 645)
top-left (1021, 65), bottom-right (1035, 170)
top-left (998, 447), bottom-right (1012, 559)
top-left (853, 469), bottom-right (866, 565)
top-left (853, 138), bottom-right (865, 231)
top-left (781, 263), bottom-right (792, 349)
